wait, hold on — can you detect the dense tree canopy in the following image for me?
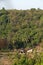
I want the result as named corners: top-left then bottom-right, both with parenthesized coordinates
top-left (0, 8), bottom-right (43, 49)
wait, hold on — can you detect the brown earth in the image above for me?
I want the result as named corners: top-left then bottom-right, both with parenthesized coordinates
top-left (0, 56), bottom-right (12, 65)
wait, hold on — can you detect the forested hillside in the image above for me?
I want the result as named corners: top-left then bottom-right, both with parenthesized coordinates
top-left (0, 8), bottom-right (43, 49)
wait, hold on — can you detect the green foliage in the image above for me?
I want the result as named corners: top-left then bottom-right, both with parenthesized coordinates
top-left (0, 8), bottom-right (43, 49)
top-left (13, 53), bottom-right (41, 65)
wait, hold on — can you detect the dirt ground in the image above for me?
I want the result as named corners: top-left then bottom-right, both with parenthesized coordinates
top-left (0, 56), bottom-right (12, 65)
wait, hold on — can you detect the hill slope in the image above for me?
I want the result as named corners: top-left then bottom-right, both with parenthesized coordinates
top-left (0, 8), bottom-right (43, 49)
